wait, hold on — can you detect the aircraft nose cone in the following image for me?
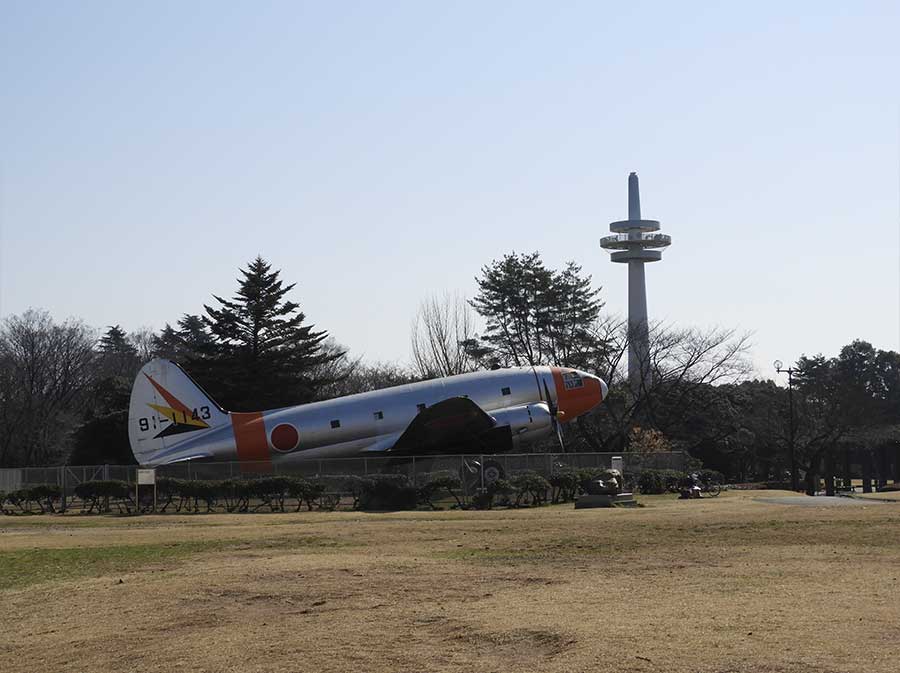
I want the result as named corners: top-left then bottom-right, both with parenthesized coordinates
top-left (550, 367), bottom-right (607, 421)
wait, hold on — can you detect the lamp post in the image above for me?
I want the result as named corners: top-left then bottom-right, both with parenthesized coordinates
top-left (774, 360), bottom-right (799, 491)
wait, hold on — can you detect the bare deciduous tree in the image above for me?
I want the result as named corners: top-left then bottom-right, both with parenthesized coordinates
top-left (0, 310), bottom-right (96, 466)
top-left (410, 293), bottom-right (479, 379)
top-left (128, 326), bottom-right (158, 365)
top-left (573, 317), bottom-right (753, 453)
top-left (324, 360), bottom-right (418, 398)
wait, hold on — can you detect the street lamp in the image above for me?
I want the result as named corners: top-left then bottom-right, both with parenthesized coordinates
top-left (774, 360), bottom-right (799, 491)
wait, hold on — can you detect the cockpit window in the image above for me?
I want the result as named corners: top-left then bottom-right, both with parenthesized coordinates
top-left (562, 371), bottom-right (584, 390)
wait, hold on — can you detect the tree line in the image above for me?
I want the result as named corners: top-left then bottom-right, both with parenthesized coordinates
top-left (1, 253), bottom-right (897, 486)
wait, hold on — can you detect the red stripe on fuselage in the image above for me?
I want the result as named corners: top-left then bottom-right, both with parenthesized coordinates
top-left (231, 412), bottom-right (271, 471)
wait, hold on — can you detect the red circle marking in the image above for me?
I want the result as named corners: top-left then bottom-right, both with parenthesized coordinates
top-left (270, 423), bottom-right (300, 452)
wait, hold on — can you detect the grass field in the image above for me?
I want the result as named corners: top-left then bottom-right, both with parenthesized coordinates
top-left (2, 491), bottom-right (899, 673)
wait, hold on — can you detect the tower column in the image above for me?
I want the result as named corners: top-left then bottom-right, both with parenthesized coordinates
top-left (600, 173), bottom-right (671, 391)
top-left (627, 260), bottom-right (649, 386)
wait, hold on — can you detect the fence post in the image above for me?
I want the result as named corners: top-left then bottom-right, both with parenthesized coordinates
top-left (412, 456), bottom-right (416, 484)
top-left (60, 466), bottom-right (66, 513)
top-left (460, 456), bottom-right (466, 499)
top-left (103, 464), bottom-right (109, 481)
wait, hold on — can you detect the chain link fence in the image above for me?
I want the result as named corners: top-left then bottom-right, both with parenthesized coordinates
top-left (0, 451), bottom-right (686, 502)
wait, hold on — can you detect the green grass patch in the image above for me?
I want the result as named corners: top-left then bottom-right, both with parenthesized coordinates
top-left (0, 514), bottom-right (231, 529)
top-left (0, 535), bottom-right (349, 591)
top-left (0, 541), bottom-right (220, 591)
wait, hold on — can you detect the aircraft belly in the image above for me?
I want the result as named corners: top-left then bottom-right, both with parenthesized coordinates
top-left (271, 434), bottom-right (399, 463)
top-left (141, 424), bottom-right (238, 465)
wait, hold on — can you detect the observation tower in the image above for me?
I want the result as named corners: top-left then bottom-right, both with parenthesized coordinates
top-left (600, 172), bottom-right (671, 388)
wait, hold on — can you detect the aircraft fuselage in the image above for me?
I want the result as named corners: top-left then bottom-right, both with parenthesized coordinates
top-left (129, 362), bottom-right (607, 466)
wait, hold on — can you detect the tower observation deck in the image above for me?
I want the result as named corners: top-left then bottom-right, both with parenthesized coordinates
top-left (600, 172), bottom-right (671, 388)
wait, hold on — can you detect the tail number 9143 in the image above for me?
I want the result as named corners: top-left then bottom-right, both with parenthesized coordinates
top-left (138, 406), bottom-right (211, 431)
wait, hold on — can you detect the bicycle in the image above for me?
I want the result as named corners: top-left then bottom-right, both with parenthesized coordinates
top-left (698, 476), bottom-right (722, 497)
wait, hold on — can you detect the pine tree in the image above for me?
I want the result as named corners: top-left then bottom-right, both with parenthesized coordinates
top-left (468, 252), bottom-right (604, 370)
top-left (153, 314), bottom-right (215, 362)
top-left (69, 325), bottom-right (140, 465)
top-left (543, 261), bottom-right (606, 367)
top-left (98, 324), bottom-right (132, 353)
top-left (197, 256), bottom-right (344, 410)
top-left (97, 325), bottom-right (139, 379)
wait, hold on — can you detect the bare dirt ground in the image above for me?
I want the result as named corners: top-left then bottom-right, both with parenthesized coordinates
top-left (2, 491), bottom-right (899, 673)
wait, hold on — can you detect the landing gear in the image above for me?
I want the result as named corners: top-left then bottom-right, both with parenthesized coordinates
top-left (483, 460), bottom-right (505, 484)
top-left (461, 459), bottom-right (506, 490)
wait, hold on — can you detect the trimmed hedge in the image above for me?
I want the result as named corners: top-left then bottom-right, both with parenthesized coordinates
top-left (633, 469), bottom-right (688, 494)
top-left (4, 465), bottom-right (716, 514)
top-left (471, 478), bottom-right (514, 509)
top-left (472, 472), bottom-right (551, 509)
top-left (417, 471), bottom-right (464, 509)
top-left (510, 472), bottom-right (551, 507)
top-left (1, 485), bottom-right (64, 514)
top-left (356, 474), bottom-right (418, 511)
top-left (74, 480), bottom-right (134, 513)
top-left (548, 469), bottom-right (579, 503)
top-left (164, 476), bottom-right (333, 513)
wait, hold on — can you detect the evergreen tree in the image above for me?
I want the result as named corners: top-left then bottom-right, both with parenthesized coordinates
top-left (196, 256), bottom-right (344, 410)
top-left (70, 325), bottom-right (141, 465)
top-left (98, 324), bottom-right (131, 352)
top-left (467, 252), bottom-right (604, 369)
top-left (544, 261), bottom-right (606, 367)
top-left (97, 325), bottom-right (139, 378)
top-left (152, 314), bottom-right (215, 362)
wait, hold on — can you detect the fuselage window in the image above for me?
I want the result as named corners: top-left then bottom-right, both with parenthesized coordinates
top-left (330, 419), bottom-right (341, 429)
top-left (374, 411), bottom-right (384, 421)
top-left (416, 403), bottom-right (426, 412)
top-left (501, 386), bottom-right (511, 396)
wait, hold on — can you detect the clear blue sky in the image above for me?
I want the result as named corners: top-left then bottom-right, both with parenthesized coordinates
top-left (2, 1), bottom-right (898, 376)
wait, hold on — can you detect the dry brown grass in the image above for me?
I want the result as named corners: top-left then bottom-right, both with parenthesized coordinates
top-left (2, 490), bottom-right (899, 673)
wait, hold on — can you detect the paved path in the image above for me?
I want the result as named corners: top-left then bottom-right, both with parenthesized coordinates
top-left (755, 495), bottom-right (889, 507)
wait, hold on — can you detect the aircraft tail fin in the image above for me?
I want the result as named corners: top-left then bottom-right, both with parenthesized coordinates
top-left (128, 359), bottom-right (229, 466)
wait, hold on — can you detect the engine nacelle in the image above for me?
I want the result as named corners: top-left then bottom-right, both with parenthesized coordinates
top-left (490, 402), bottom-right (554, 448)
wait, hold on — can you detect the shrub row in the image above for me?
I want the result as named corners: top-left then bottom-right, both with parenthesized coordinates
top-left (634, 469), bottom-right (688, 494)
top-left (74, 480), bottom-right (135, 513)
top-left (0, 485), bottom-right (64, 514)
top-left (471, 472), bottom-right (552, 509)
top-left (151, 477), bottom-right (333, 513)
top-left (547, 467), bottom-right (628, 503)
top-left (4, 466), bottom-right (713, 515)
top-left (335, 471), bottom-right (552, 511)
top-left (631, 468), bottom-right (725, 494)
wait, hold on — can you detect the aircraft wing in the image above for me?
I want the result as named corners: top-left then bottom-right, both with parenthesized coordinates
top-left (390, 396), bottom-right (497, 454)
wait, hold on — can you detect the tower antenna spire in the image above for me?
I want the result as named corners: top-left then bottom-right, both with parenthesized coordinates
top-left (628, 171), bottom-right (641, 220)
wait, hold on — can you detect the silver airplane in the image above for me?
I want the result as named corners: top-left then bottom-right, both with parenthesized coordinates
top-left (128, 358), bottom-right (608, 467)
